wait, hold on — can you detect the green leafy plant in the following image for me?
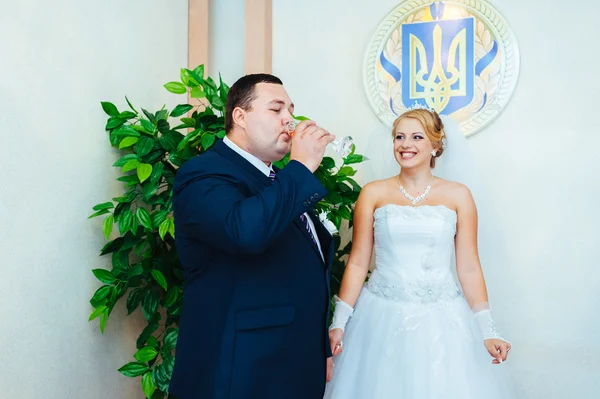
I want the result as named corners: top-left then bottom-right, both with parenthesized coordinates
top-left (88, 65), bottom-right (365, 398)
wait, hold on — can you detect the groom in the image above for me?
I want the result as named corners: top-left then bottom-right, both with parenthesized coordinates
top-left (169, 74), bottom-right (336, 399)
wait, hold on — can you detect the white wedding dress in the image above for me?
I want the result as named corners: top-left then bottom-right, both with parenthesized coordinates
top-left (323, 204), bottom-right (515, 399)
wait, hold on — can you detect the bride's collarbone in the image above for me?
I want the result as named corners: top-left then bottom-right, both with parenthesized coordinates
top-left (373, 202), bottom-right (456, 214)
top-left (374, 193), bottom-right (457, 213)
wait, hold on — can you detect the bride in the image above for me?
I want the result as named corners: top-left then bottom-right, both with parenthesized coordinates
top-left (323, 107), bottom-right (515, 398)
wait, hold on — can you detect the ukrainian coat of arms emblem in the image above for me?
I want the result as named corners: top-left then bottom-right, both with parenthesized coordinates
top-left (363, 0), bottom-right (519, 136)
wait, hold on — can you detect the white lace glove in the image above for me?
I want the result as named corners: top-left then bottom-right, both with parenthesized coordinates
top-left (329, 295), bottom-right (354, 332)
top-left (472, 302), bottom-right (506, 341)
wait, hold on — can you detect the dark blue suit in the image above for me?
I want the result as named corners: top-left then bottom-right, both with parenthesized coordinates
top-left (169, 139), bottom-right (333, 399)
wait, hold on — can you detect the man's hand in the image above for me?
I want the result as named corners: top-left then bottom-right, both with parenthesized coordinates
top-left (289, 120), bottom-right (336, 172)
top-left (326, 357), bottom-right (333, 382)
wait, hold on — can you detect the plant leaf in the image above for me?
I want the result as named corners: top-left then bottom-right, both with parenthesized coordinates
top-left (88, 209), bottom-right (110, 219)
top-left (171, 104), bottom-right (193, 117)
top-left (118, 209), bottom-right (134, 235)
top-left (113, 154), bottom-right (139, 167)
top-left (210, 96), bottom-right (224, 108)
top-left (180, 68), bottom-right (190, 86)
top-left (140, 119), bottom-right (156, 134)
top-left (142, 291), bottom-right (159, 321)
top-left (134, 346), bottom-right (159, 363)
top-left (142, 372), bottom-right (156, 398)
top-left (151, 211), bottom-right (167, 228)
top-left (193, 64), bottom-right (205, 80)
top-left (180, 117), bottom-right (196, 127)
top-left (93, 202), bottom-right (114, 211)
top-left (337, 166), bottom-right (356, 177)
top-left (102, 215), bottom-right (114, 239)
top-left (338, 206), bottom-right (352, 220)
top-left (200, 133), bottom-right (216, 150)
top-left (88, 305), bottom-right (108, 321)
top-left (126, 288), bottom-right (142, 314)
top-left (151, 270), bottom-right (167, 291)
top-left (163, 328), bottom-right (179, 352)
top-left (343, 154), bottom-right (364, 165)
top-left (118, 362), bottom-right (149, 378)
top-left (113, 125), bottom-right (140, 137)
top-left (106, 117), bottom-right (125, 130)
top-left (122, 160), bottom-right (140, 173)
top-left (118, 111), bottom-right (137, 120)
top-left (137, 163), bottom-right (153, 183)
top-left (99, 308), bottom-right (109, 334)
top-left (136, 208), bottom-right (153, 230)
top-left (92, 268), bottom-right (117, 284)
top-left (152, 365), bottom-right (170, 392)
top-left (164, 82), bottom-right (187, 94)
top-left (119, 136), bottom-right (138, 149)
top-left (158, 219), bottom-right (170, 240)
top-left (149, 163), bottom-right (164, 185)
top-left (91, 285), bottom-right (111, 303)
top-left (164, 287), bottom-right (179, 308)
top-left (167, 218), bottom-right (175, 239)
top-left (125, 96), bottom-right (137, 114)
top-left (137, 320), bottom-right (160, 349)
top-left (146, 336), bottom-right (159, 348)
top-left (321, 157), bottom-right (336, 170)
top-left (101, 102), bottom-right (119, 117)
top-left (190, 86), bottom-right (206, 99)
top-left (136, 136), bottom-right (155, 157)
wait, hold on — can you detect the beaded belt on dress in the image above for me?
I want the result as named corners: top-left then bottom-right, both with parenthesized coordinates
top-left (366, 274), bottom-right (462, 304)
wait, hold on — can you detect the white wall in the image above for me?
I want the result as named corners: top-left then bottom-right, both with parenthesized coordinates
top-left (208, 0), bottom-right (245, 83)
top-left (2, 0), bottom-right (598, 397)
top-left (0, 1), bottom-right (187, 398)
top-left (270, 0), bottom-right (600, 398)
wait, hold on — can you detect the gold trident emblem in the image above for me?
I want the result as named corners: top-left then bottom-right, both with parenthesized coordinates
top-left (409, 24), bottom-right (467, 112)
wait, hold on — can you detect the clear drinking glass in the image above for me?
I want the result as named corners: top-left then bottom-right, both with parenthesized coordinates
top-left (284, 120), bottom-right (354, 158)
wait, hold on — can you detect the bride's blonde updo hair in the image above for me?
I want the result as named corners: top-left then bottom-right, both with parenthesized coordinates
top-left (392, 108), bottom-right (446, 168)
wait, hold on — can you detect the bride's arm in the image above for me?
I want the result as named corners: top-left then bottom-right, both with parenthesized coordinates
top-left (337, 182), bottom-right (376, 307)
top-left (454, 184), bottom-right (511, 364)
top-left (454, 184), bottom-right (488, 306)
top-left (328, 183), bottom-right (376, 356)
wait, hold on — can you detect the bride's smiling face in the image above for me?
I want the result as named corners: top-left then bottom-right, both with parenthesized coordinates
top-left (393, 117), bottom-right (435, 169)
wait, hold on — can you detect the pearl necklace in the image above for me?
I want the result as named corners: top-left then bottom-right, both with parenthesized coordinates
top-left (397, 175), bottom-right (434, 205)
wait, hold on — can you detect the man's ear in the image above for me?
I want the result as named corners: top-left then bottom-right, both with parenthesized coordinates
top-left (232, 107), bottom-right (247, 130)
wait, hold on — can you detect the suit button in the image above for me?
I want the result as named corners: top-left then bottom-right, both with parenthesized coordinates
top-left (303, 201), bottom-right (309, 207)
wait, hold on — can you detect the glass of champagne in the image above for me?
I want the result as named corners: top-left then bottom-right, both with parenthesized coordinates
top-left (284, 120), bottom-right (354, 158)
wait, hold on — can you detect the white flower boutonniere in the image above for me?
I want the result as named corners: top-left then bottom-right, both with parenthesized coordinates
top-left (318, 210), bottom-right (338, 235)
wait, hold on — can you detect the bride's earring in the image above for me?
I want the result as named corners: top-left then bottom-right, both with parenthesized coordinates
top-left (431, 149), bottom-right (436, 157)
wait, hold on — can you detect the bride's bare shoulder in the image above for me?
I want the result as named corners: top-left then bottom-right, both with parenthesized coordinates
top-left (435, 177), bottom-right (469, 193)
top-left (362, 177), bottom-right (396, 193)
top-left (359, 177), bottom-right (397, 202)
top-left (434, 178), bottom-right (474, 207)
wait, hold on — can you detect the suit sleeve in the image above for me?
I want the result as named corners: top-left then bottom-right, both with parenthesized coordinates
top-left (173, 160), bottom-right (327, 255)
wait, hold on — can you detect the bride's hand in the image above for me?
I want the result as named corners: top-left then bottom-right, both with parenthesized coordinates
top-left (329, 328), bottom-right (344, 356)
top-left (484, 338), bottom-right (511, 364)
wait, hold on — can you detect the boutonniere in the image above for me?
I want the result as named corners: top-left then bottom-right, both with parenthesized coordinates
top-left (318, 210), bottom-right (338, 235)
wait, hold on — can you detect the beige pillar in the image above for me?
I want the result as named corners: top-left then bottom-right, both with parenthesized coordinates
top-left (244, 0), bottom-right (272, 74)
top-left (188, 0), bottom-right (210, 74)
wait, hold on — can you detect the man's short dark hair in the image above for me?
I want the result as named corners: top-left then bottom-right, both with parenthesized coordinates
top-left (225, 73), bottom-right (283, 133)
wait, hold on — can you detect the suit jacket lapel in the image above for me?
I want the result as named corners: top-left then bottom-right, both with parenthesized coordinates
top-left (306, 210), bottom-right (334, 267)
top-left (292, 215), bottom-right (322, 262)
top-left (214, 140), bottom-right (271, 186)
